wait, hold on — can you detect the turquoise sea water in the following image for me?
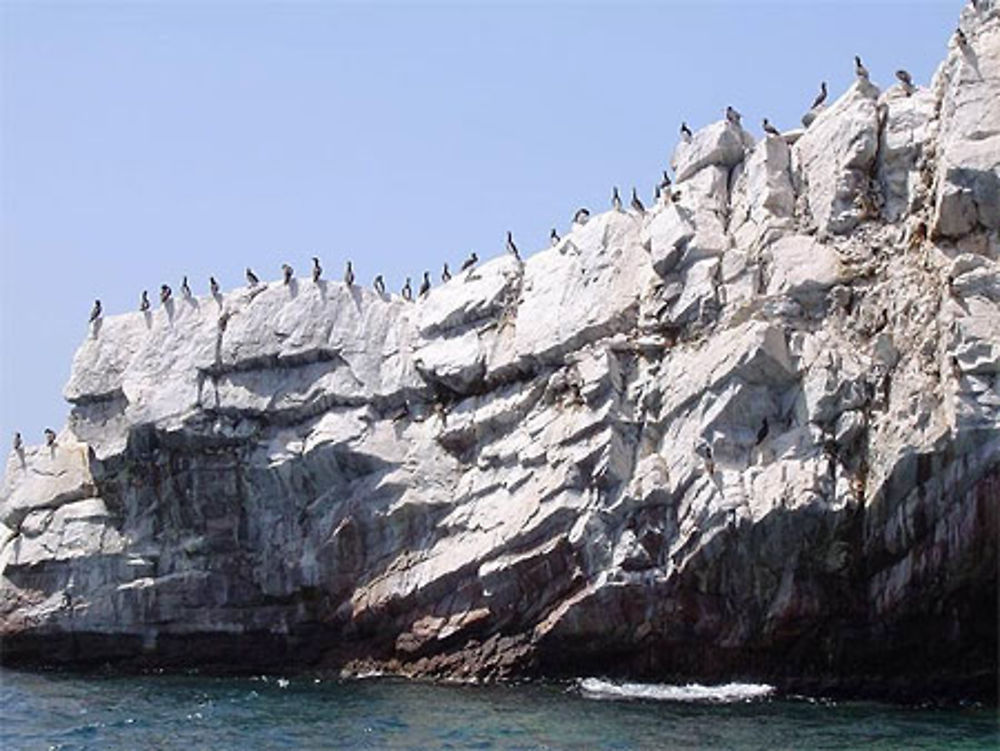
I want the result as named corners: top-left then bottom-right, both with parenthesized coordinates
top-left (1, 669), bottom-right (996, 750)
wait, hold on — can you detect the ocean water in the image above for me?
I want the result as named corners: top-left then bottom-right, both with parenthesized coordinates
top-left (1, 669), bottom-right (996, 751)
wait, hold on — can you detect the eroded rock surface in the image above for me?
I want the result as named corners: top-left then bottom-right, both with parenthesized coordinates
top-left (2, 4), bottom-right (998, 700)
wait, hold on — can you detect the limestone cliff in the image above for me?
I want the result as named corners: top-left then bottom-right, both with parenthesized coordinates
top-left (2, 3), bottom-right (998, 700)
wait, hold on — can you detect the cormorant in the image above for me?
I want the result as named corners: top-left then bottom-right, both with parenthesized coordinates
top-left (460, 252), bottom-right (478, 272)
top-left (210, 276), bottom-right (220, 296)
top-left (89, 299), bottom-right (102, 323)
top-left (344, 261), bottom-right (355, 286)
top-left (855, 55), bottom-right (869, 80)
top-left (418, 271), bottom-right (431, 297)
top-left (811, 81), bottom-right (828, 108)
top-left (181, 276), bottom-right (192, 298)
top-left (659, 170), bottom-right (672, 189)
top-left (282, 263), bottom-right (293, 285)
top-left (680, 121), bottom-right (693, 140)
top-left (401, 277), bottom-right (413, 301)
top-left (373, 274), bottom-right (386, 294)
top-left (630, 187), bottom-right (645, 214)
top-left (612, 186), bottom-right (622, 211)
top-left (312, 257), bottom-right (322, 282)
top-left (762, 118), bottom-right (781, 137)
top-left (573, 208), bottom-right (590, 225)
top-left (139, 291), bottom-right (150, 312)
top-left (956, 28), bottom-right (969, 47)
top-left (505, 231), bottom-right (520, 260)
top-left (246, 267), bottom-right (259, 287)
top-left (725, 106), bottom-right (742, 126)
top-left (160, 284), bottom-right (172, 304)
top-left (13, 432), bottom-right (22, 452)
top-left (442, 263), bottom-right (452, 282)
top-left (550, 228), bottom-right (560, 246)
top-left (44, 428), bottom-right (56, 447)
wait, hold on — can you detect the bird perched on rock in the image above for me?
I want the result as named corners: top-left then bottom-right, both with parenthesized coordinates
top-left (210, 276), bottom-right (220, 296)
top-left (895, 69), bottom-right (915, 95)
top-left (573, 208), bottom-right (590, 225)
top-left (659, 170), bottom-right (672, 189)
top-left (44, 428), bottom-right (56, 447)
top-left (441, 263), bottom-right (452, 282)
top-left (505, 231), bottom-right (520, 260)
top-left (139, 291), bottom-right (150, 312)
top-left (373, 274), bottom-right (386, 294)
top-left (670, 190), bottom-right (683, 203)
top-left (756, 417), bottom-right (770, 445)
top-left (550, 228), bottom-right (560, 246)
top-left (630, 187), bottom-right (645, 214)
top-left (955, 28), bottom-right (969, 47)
top-left (160, 284), bottom-right (172, 304)
top-left (245, 267), bottom-right (259, 287)
top-left (418, 271), bottom-right (431, 297)
top-left (181, 276), bottom-right (192, 298)
top-left (89, 299), bottom-right (102, 323)
top-left (344, 261), bottom-right (355, 286)
top-left (460, 252), bottom-right (478, 272)
top-left (312, 257), bottom-right (322, 283)
top-left (654, 184), bottom-right (662, 202)
top-left (13, 432), bottom-right (23, 453)
top-left (401, 277), bottom-right (413, 301)
top-left (854, 55), bottom-right (869, 80)
top-left (611, 186), bottom-right (622, 211)
top-left (811, 81), bottom-right (828, 109)
top-left (282, 263), bottom-right (294, 285)
top-left (725, 106), bottom-right (742, 126)
top-left (762, 118), bottom-right (781, 137)
top-left (680, 122), bottom-right (693, 140)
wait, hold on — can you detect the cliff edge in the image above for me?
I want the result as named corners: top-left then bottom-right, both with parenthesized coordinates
top-left (2, 3), bottom-right (998, 700)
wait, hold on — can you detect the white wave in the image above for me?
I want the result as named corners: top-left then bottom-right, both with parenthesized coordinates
top-left (577, 677), bottom-right (775, 703)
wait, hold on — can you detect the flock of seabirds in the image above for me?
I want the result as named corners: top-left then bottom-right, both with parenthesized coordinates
top-left (10, 40), bottom-right (963, 457)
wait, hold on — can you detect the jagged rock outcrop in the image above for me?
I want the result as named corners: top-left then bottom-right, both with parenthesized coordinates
top-left (2, 3), bottom-right (998, 700)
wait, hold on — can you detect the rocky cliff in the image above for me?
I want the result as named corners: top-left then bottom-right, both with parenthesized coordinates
top-left (2, 3), bottom-right (998, 700)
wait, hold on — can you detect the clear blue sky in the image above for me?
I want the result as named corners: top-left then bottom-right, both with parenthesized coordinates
top-left (0, 1), bottom-right (964, 447)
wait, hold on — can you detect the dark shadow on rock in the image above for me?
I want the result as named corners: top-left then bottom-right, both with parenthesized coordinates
top-left (288, 278), bottom-right (299, 299)
top-left (143, 311), bottom-right (152, 330)
top-left (165, 298), bottom-right (175, 324)
top-left (91, 318), bottom-right (103, 340)
top-left (212, 291), bottom-right (223, 308)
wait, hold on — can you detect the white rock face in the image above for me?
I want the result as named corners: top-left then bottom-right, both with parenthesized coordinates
top-left (1, 7), bottom-right (998, 695)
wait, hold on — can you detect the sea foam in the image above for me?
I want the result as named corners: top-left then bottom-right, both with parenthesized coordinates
top-left (578, 678), bottom-right (775, 703)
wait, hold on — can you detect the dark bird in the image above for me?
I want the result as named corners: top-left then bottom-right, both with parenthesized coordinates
top-left (418, 271), bottom-right (431, 297)
top-left (630, 187), bottom-right (645, 214)
top-left (654, 184), bottom-right (662, 202)
top-left (680, 121), bottom-right (693, 140)
top-left (401, 277), bottom-right (413, 301)
top-left (181, 276), bottom-right (192, 298)
top-left (659, 170), bottom-right (672, 189)
top-left (210, 276), bottom-right (220, 296)
top-left (312, 257), bottom-right (322, 283)
top-left (373, 274), bottom-right (386, 294)
top-left (441, 263), bottom-right (452, 282)
top-left (762, 118), bottom-right (781, 137)
top-left (612, 186), bottom-right (622, 211)
top-left (573, 208), bottom-right (590, 225)
top-left (13, 432), bottom-right (23, 453)
top-left (855, 55), bottom-right (869, 80)
top-left (505, 231), bottom-right (520, 260)
top-left (956, 28), bottom-right (969, 47)
top-left (725, 106), bottom-right (742, 126)
top-left (246, 267), bottom-right (259, 287)
top-left (139, 291), bottom-right (150, 312)
top-left (756, 417), bottom-right (770, 445)
top-left (344, 261), bottom-right (355, 286)
top-left (282, 263), bottom-right (293, 285)
top-left (460, 252), bottom-right (478, 272)
top-left (44, 428), bottom-right (56, 447)
top-left (896, 69), bottom-right (915, 95)
top-left (670, 190), bottom-right (683, 203)
top-left (89, 299), bottom-right (102, 323)
top-left (811, 81), bottom-right (828, 109)
top-left (550, 228), bottom-right (560, 246)
top-left (160, 284), bottom-right (172, 304)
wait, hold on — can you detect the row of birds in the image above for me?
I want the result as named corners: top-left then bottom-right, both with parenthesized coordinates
top-left (679, 55), bottom-right (922, 142)
top-left (82, 52), bottom-right (945, 326)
